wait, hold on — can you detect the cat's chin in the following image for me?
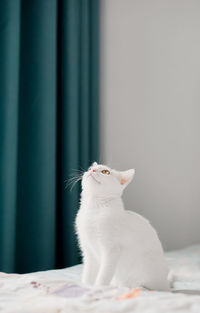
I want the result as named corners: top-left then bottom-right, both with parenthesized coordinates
top-left (90, 175), bottom-right (101, 184)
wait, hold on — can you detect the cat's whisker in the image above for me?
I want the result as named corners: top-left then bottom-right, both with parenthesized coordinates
top-left (66, 175), bottom-right (81, 181)
top-left (65, 178), bottom-right (80, 187)
top-left (64, 176), bottom-right (80, 185)
top-left (70, 168), bottom-right (85, 174)
top-left (69, 177), bottom-right (82, 191)
top-left (65, 170), bottom-right (84, 181)
top-left (64, 171), bottom-right (83, 190)
top-left (79, 166), bottom-right (87, 172)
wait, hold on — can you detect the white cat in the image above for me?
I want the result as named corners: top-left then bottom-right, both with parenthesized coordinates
top-left (75, 162), bottom-right (170, 291)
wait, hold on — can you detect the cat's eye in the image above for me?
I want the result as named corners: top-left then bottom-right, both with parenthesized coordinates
top-left (101, 169), bottom-right (110, 175)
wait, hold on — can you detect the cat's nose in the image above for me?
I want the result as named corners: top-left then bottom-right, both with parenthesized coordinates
top-left (89, 169), bottom-right (96, 176)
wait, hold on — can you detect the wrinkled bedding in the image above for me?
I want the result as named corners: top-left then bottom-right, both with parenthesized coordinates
top-left (1, 245), bottom-right (200, 313)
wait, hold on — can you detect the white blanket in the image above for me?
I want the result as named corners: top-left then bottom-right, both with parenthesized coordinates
top-left (1, 245), bottom-right (200, 313)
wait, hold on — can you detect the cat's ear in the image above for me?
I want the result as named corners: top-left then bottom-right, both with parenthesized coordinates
top-left (119, 169), bottom-right (135, 187)
top-left (92, 162), bottom-right (98, 167)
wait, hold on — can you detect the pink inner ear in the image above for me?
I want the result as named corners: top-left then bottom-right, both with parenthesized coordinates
top-left (120, 178), bottom-right (126, 185)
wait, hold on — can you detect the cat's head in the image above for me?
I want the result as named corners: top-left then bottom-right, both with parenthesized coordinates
top-left (81, 162), bottom-right (135, 197)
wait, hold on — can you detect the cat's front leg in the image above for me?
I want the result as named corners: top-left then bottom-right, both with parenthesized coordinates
top-left (95, 246), bottom-right (120, 286)
top-left (82, 249), bottom-right (99, 285)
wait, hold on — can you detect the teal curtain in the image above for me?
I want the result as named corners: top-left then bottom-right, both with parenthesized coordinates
top-left (0, 0), bottom-right (99, 273)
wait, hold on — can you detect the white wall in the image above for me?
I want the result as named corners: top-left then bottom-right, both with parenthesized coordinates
top-left (100, 0), bottom-right (200, 250)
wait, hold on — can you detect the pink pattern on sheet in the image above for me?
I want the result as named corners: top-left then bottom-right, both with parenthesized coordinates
top-left (53, 284), bottom-right (90, 298)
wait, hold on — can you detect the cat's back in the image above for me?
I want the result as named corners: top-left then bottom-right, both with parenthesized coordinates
top-left (122, 210), bottom-right (164, 250)
top-left (124, 210), bottom-right (153, 233)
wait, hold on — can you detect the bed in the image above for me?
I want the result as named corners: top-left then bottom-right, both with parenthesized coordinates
top-left (1, 245), bottom-right (200, 313)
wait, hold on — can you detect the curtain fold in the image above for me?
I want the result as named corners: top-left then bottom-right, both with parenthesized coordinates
top-left (0, 0), bottom-right (99, 273)
top-left (0, 0), bottom-right (21, 273)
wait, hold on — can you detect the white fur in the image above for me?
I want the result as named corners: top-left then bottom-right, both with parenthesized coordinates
top-left (75, 162), bottom-right (169, 291)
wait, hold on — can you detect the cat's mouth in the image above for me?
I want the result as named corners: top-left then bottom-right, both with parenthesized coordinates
top-left (89, 174), bottom-right (101, 184)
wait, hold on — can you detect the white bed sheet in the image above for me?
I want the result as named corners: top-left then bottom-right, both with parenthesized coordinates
top-left (1, 245), bottom-right (200, 313)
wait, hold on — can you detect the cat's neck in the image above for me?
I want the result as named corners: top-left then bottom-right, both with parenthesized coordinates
top-left (81, 192), bottom-right (124, 211)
